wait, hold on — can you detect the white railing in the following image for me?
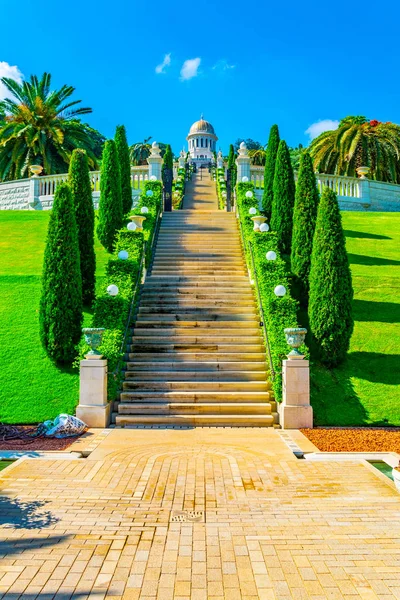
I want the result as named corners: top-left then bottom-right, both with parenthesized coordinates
top-left (38, 166), bottom-right (149, 196)
top-left (316, 174), bottom-right (360, 198)
top-left (250, 166), bottom-right (264, 189)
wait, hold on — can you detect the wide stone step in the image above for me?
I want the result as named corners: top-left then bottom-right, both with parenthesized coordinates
top-left (145, 278), bottom-right (250, 286)
top-left (113, 414), bottom-right (275, 427)
top-left (138, 305), bottom-right (256, 314)
top-left (119, 390), bottom-right (273, 402)
top-left (146, 276), bottom-right (249, 282)
top-left (126, 361), bottom-right (267, 371)
top-left (132, 330), bottom-right (261, 340)
top-left (133, 323), bottom-right (260, 333)
top-left (124, 370), bottom-right (267, 381)
top-left (122, 380), bottom-right (270, 391)
top-left (117, 402), bottom-right (272, 415)
top-left (128, 343), bottom-right (264, 353)
top-left (150, 269), bottom-right (246, 275)
top-left (125, 352), bottom-right (266, 362)
top-left (154, 252), bottom-right (244, 257)
top-left (140, 289), bottom-right (254, 298)
top-left (138, 297), bottom-right (255, 306)
top-left (131, 338), bottom-right (262, 348)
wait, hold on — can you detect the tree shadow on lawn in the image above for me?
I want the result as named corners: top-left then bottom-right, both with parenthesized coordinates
top-left (344, 229), bottom-right (391, 240)
top-left (348, 351), bottom-right (400, 386)
top-left (348, 253), bottom-right (400, 267)
top-left (353, 299), bottom-right (400, 323)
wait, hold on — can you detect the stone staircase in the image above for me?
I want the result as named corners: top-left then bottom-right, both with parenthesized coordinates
top-left (112, 174), bottom-right (278, 426)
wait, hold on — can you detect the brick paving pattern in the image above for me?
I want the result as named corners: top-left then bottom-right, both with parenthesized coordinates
top-left (1, 428), bottom-right (399, 599)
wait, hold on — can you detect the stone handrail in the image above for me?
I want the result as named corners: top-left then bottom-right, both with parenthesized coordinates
top-left (316, 174), bottom-right (361, 198)
top-left (250, 167), bottom-right (362, 198)
top-left (38, 166), bottom-right (150, 196)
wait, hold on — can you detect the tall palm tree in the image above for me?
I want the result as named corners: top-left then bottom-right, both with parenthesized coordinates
top-left (0, 72), bottom-right (103, 181)
top-left (129, 138), bottom-right (168, 165)
top-left (130, 137), bottom-right (152, 165)
top-left (309, 116), bottom-right (400, 183)
top-left (249, 147), bottom-right (266, 166)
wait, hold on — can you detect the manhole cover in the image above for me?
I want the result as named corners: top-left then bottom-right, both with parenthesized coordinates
top-left (170, 510), bottom-right (205, 523)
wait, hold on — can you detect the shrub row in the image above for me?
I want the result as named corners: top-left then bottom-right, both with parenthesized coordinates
top-left (78, 180), bottom-right (162, 399)
top-left (236, 181), bottom-right (307, 401)
top-left (173, 167), bottom-right (186, 209)
top-left (216, 167), bottom-right (226, 209)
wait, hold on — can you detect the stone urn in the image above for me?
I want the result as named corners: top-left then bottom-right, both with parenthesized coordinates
top-left (251, 215), bottom-right (267, 231)
top-left (356, 166), bottom-right (370, 179)
top-left (392, 467), bottom-right (400, 492)
top-left (83, 328), bottom-right (105, 359)
top-left (30, 165), bottom-right (43, 177)
top-left (129, 215), bottom-right (146, 231)
top-left (284, 327), bottom-right (307, 359)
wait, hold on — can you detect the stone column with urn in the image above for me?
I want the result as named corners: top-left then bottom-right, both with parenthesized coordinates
top-left (356, 166), bottom-right (371, 207)
top-left (178, 150), bottom-right (186, 169)
top-left (217, 150), bottom-right (224, 170)
top-left (76, 328), bottom-right (111, 428)
top-left (147, 141), bottom-right (163, 180)
top-left (236, 142), bottom-right (251, 182)
top-left (278, 328), bottom-right (313, 429)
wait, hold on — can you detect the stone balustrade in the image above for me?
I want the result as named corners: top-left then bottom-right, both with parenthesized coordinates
top-left (249, 162), bottom-right (400, 212)
top-left (0, 166), bottom-right (150, 211)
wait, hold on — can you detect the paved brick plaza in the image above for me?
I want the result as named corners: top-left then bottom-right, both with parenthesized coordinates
top-left (1, 428), bottom-right (400, 599)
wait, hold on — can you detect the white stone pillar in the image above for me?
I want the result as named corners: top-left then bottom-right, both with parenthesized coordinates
top-left (178, 150), bottom-right (185, 169)
top-left (76, 359), bottom-right (111, 428)
top-left (358, 177), bottom-right (371, 205)
top-left (236, 142), bottom-right (251, 182)
top-left (28, 167), bottom-right (42, 209)
top-left (217, 150), bottom-right (224, 169)
top-left (279, 358), bottom-right (313, 429)
top-left (147, 141), bottom-right (162, 180)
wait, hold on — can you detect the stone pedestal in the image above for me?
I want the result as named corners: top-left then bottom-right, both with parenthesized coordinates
top-left (358, 178), bottom-right (371, 206)
top-left (76, 359), bottom-right (111, 428)
top-left (28, 175), bottom-right (41, 209)
top-left (278, 359), bottom-right (313, 429)
top-left (236, 142), bottom-right (251, 182)
top-left (147, 142), bottom-right (162, 181)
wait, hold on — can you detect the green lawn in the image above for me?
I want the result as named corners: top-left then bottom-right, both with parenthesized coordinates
top-left (0, 212), bottom-right (109, 423)
top-left (0, 210), bottom-right (399, 426)
top-left (311, 212), bottom-right (400, 426)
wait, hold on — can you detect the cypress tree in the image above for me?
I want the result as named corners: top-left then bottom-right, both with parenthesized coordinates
top-left (97, 139), bottom-right (123, 253)
top-left (308, 187), bottom-right (354, 367)
top-left (270, 140), bottom-right (296, 253)
top-left (39, 183), bottom-right (83, 365)
top-left (68, 149), bottom-right (96, 305)
top-left (227, 144), bottom-right (237, 188)
top-left (262, 124), bottom-right (280, 219)
top-left (115, 125), bottom-right (132, 215)
top-left (290, 151), bottom-right (320, 291)
top-left (162, 144), bottom-right (173, 182)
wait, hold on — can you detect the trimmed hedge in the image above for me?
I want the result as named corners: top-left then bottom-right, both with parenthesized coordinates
top-left (78, 180), bottom-right (162, 399)
top-left (236, 182), bottom-right (307, 400)
top-left (216, 167), bottom-right (226, 209)
top-left (173, 167), bottom-right (186, 209)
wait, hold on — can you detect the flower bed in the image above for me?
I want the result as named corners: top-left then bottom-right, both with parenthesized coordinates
top-left (301, 428), bottom-right (400, 453)
top-left (236, 181), bottom-right (306, 401)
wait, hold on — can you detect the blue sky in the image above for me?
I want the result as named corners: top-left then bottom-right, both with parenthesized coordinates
top-left (1, 0), bottom-right (400, 154)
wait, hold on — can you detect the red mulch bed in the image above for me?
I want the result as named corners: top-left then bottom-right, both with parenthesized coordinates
top-left (301, 427), bottom-right (400, 454)
top-left (0, 426), bottom-right (76, 451)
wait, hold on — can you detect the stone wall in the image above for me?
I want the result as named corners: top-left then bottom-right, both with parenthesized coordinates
top-left (254, 179), bottom-right (400, 212)
top-left (0, 179), bottom-right (32, 210)
top-left (0, 185), bottom-right (141, 211)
